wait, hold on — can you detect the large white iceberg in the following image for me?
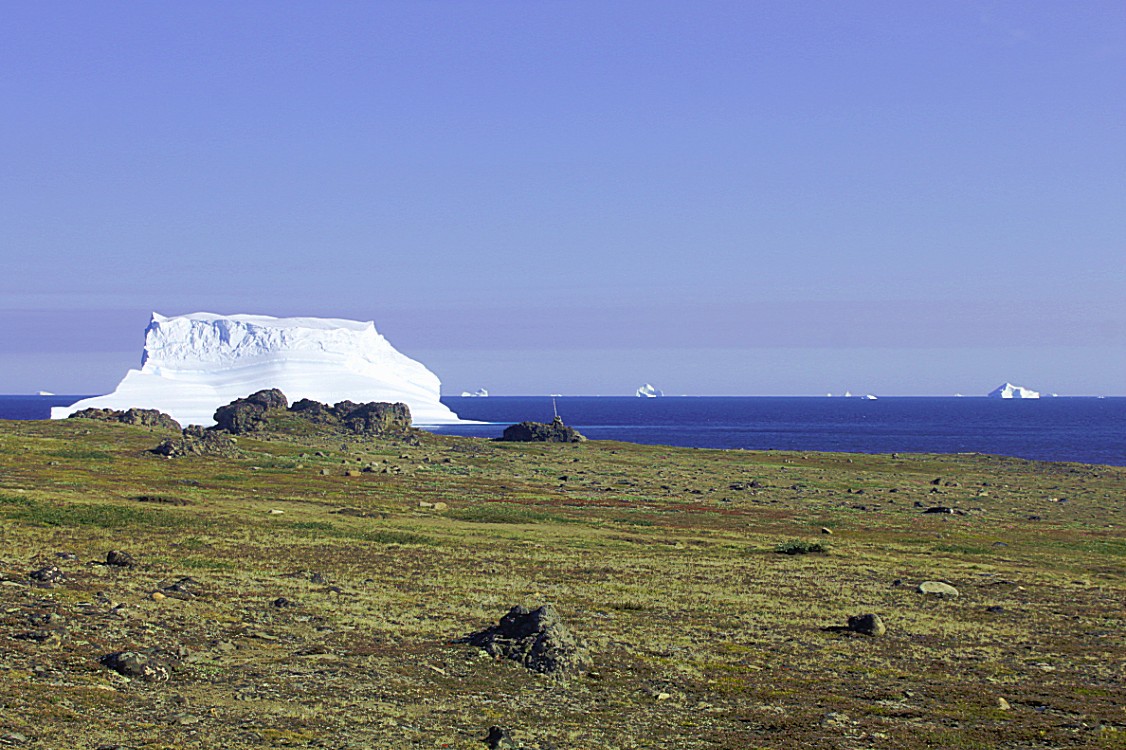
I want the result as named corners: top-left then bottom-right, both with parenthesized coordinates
top-left (52, 312), bottom-right (466, 426)
top-left (636, 383), bottom-right (663, 398)
top-left (987, 382), bottom-right (1040, 399)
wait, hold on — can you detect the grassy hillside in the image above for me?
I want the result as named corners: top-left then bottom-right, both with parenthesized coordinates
top-left (0, 418), bottom-right (1122, 749)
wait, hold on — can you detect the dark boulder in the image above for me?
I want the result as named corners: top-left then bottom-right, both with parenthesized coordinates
top-left (460, 604), bottom-right (588, 676)
top-left (846, 613), bottom-right (886, 636)
top-left (212, 389), bottom-right (289, 434)
top-left (483, 726), bottom-right (518, 749)
top-left (69, 407), bottom-right (180, 431)
top-left (105, 550), bottom-right (135, 568)
top-left (500, 417), bottom-right (586, 443)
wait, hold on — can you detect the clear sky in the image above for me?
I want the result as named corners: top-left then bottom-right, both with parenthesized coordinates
top-left (3, 1), bottom-right (1124, 396)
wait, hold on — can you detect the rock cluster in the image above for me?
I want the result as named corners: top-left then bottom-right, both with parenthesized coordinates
top-left (68, 407), bottom-right (181, 431)
top-left (151, 426), bottom-right (241, 458)
top-left (213, 389), bottom-right (413, 436)
top-left (500, 417), bottom-right (586, 443)
top-left (461, 605), bottom-right (588, 676)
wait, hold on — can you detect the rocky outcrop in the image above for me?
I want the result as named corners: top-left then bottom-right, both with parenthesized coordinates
top-left (500, 417), bottom-right (586, 443)
top-left (212, 390), bottom-right (413, 436)
top-left (152, 390), bottom-right (415, 456)
top-left (69, 407), bottom-right (181, 431)
top-left (460, 605), bottom-right (588, 676)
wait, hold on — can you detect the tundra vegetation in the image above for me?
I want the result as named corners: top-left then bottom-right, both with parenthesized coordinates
top-left (0, 412), bottom-right (1122, 749)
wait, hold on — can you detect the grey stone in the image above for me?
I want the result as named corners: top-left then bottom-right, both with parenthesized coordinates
top-left (917, 581), bottom-right (959, 597)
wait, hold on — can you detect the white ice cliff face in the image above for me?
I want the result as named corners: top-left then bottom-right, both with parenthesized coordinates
top-left (987, 382), bottom-right (1040, 399)
top-left (51, 312), bottom-right (465, 426)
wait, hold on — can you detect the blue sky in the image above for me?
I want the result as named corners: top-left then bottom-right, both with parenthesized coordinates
top-left (2, 1), bottom-right (1123, 395)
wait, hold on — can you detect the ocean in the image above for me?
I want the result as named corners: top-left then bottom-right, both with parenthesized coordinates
top-left (6, 395), bottom-right (1124, 467)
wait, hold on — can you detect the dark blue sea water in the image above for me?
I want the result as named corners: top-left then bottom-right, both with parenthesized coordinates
top-left (5, 395), bottom-right (1124, 466)
top-left (436, 396), bottom-right (1126, 467)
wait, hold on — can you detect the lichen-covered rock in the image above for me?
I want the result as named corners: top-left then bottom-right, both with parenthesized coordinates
top-left (212, 389), bottom-right (289, 433)
top-left (461, 604), bottom-right (588, 676)
top-left (69, 407), bottom-right (181, 431)
top-left (500, 417), bottom-right (586, 443)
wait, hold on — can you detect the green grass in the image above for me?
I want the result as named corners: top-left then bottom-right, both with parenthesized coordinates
top-left (447, 502), bottom-right (571, 525)
top-left (0, 418), bottom-right (1122, 750)
top-left (0, 498), bottom-right (192, 529)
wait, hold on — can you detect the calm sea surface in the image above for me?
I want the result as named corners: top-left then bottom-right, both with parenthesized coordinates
top-left (5, 395), bottom-right (1124, 466)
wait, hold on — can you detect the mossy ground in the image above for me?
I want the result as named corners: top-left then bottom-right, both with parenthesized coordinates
top-left (0, 419), bottom-right (1123, 749)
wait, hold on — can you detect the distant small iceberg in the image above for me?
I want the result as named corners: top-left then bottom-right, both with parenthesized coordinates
top-left (833, 391), bottom-right (877, 400)
top-left (987, 382), bottom-right (1040, 399)
top-left (460, 388), bottom-right (489, 397)
top-left (37, 391), bottom-right (55, 396)
top-left (636, 383), bottom-right (663, 398)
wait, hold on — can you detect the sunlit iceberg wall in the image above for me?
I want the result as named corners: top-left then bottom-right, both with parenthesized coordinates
top-left (52, 312), bottom-right (465, 426)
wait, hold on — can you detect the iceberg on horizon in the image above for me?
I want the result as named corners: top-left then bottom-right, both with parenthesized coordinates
top-left (987, 382), bottom-right (1040, 399)
top-left (51, 312), bottom-right (466, 427)
top-left (636, 383), bottom-right (663, 398)
top-left (460, 388), bottom-right (489, 397)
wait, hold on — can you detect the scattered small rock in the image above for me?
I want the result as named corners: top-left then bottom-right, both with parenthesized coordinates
top-left (820, 527), bottom-right (833, 535)
top-left (917, 581), bottom-right (960, 597)
top-left (28, 566), bottom-right (64, 585)
top-left (821, 711), bottom-right (852, 727)
top-left (154, 577), bottom-right (199, 600)
top-left (997, 697), bottom-right (1011, 711)
top-left (272, 597), bottom-right (296, 608)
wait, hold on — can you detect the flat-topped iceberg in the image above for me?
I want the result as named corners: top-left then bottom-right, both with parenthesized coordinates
top-left (52, 312), bottom-right (465, 427)
top-left (987, 382), bottom-right (1040, 399)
